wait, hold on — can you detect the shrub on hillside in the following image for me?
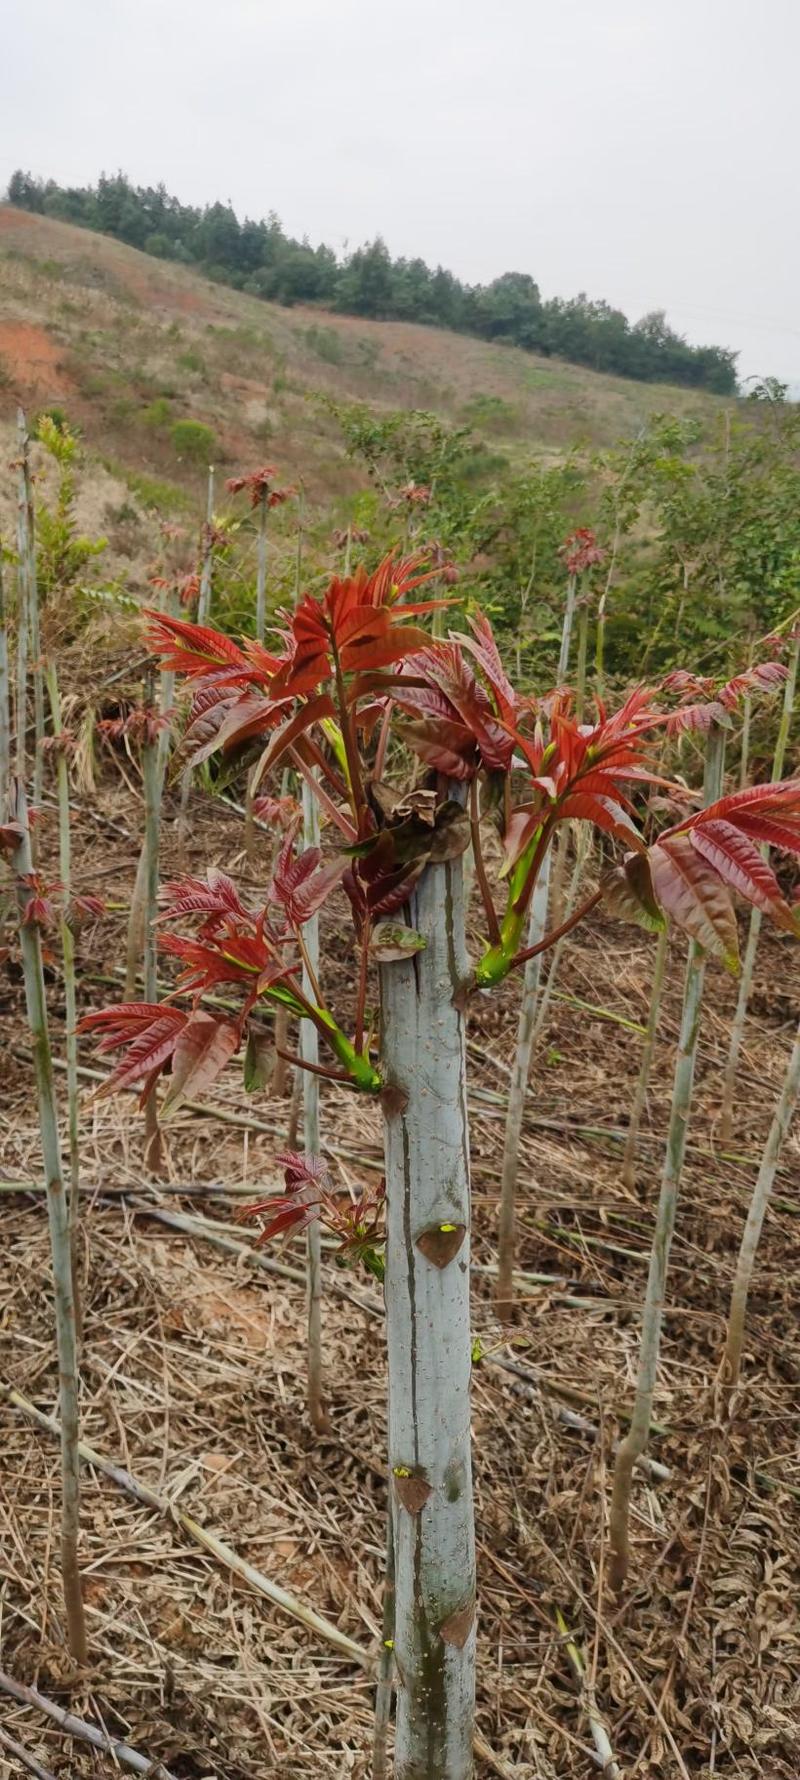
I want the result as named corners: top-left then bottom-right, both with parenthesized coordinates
top-left (170, 419), bottom-right (216, 465)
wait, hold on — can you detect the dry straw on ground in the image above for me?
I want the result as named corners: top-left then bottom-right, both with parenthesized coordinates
top-left (1, 767), bottom-right (799, 1777)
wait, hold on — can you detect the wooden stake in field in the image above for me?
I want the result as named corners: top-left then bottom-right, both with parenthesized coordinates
top-left (4, 780), bottom-right (87, 1661)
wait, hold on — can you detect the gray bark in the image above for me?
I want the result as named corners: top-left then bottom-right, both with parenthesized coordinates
top-left (380, 839), bottom-right (476, 1779)
top-left (45, 662), bottom-right (82, 1336)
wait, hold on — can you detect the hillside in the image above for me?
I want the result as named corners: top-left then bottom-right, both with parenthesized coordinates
top-left (0, 204), bottom-right (734, 584)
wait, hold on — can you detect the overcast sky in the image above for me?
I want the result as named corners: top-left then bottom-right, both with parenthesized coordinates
top-left (3, 0), bottom-right (799, 386)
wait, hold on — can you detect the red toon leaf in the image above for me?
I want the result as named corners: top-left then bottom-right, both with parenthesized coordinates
top-left (161, 1012), bottom-right (240, 1112)
top-left (79, 1004), bottom-right (189, 1103)
top-left (648, 834), bottom-right (739, 967)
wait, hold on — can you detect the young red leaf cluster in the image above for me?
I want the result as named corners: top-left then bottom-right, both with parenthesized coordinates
top-left (226, 466), bottom-right (296, 509)
top-left (98, 707), bottom-right (172, 747)
top-left (150, 571), bottom-right (202, 609)
top-left (83, 547), bottom-right (800, 1120)
top-left (612, 781), bottom-right (800, 967)
top-left (243, 1152), bottom-right (386, 1276)
top-left (662, 660), bottom-right (788, 736)
top-left (558, 527), bottom-right (606, 576)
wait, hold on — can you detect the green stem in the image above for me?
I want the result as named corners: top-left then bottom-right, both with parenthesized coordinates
top-left (474, 822), bottom-right (552, 988)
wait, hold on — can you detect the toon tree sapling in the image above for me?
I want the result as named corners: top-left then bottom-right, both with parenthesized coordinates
top-left (82, 557), bottom-right (800, 1776)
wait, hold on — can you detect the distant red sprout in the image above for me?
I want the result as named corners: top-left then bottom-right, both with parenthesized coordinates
top-left (226, 467), bottom-right (296, 509)
top-left (391, 481), bottom-right (432, 509)
top-left (662, 661), bottom-right (788, 736)
top-left (332, 525), bottom-right (370, 548)
top-left (558, 527), bottom-right (606, 576)
top-left (98, 707), bottom-right (173, 747)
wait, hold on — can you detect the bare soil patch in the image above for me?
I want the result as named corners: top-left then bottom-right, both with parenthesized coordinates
top-left (0, 321), bottom-right (75, 399)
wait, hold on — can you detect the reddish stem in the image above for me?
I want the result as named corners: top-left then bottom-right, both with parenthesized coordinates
top-left (275, 1046), bottom-right (359, 1085)
top-left (510, 887), bottom-right (602, 969)
top-left (288, 746), bottom-right (356, 841)
top-left (301, 733), bottom-right (349, 803)
top-left (469, 777), bottom-right (501, 945)
top-left (332, 643), bottom-right (368, 834)
top-left (373, 702), bottom-right (393, 783)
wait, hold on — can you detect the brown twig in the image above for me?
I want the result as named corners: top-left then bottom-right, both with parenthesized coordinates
top-left (0, 1670), bottom-right (179, 1778)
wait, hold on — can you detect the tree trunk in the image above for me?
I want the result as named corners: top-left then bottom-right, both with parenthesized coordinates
top-left (609, 722), bottom-right (725, 1591)
top-left (575, 604), bottom-right (589, 722)
top-left (197, 464), bottom-right (216, 624)
top-left (178, 468), bottom-right (216, 846)
top-left (9, 779), bottom-right (87, 1662)
top-left (301, 773), bottom-right (327, 1432)
top-left (142, 691), bottom-right (164, 1175)
top-left (557, 574), bottom-right (577, 681)
top-left (0, 548), bottom-right (9, 807)
top-left (14, 421), bottom-right (29, 784)
top-left (723, 1015), bottom-right (800, 1392)
top-left (495, 854), bottom-right (552, 1320)
top-left (622, 925), bottom-right (669, 1191)
top-left (124, 846), bottom-right (147, 1001)
top-left (17, 412), bottom-right (45, 816)
top-left (373, 1487), bottom-right (397, 1778)
top-left (46, 662), bottom-right (82, 1341)
top-left (531, 831), bottom-right (589, 1048)
top-left (244, 492), bottom-right (269, 862)
top-left (380, 837), bottom-right (476, 1779)
top-left (255, 489), bottom-right (268, 643)
top-left (720, 633), bottom-right (800, 1145)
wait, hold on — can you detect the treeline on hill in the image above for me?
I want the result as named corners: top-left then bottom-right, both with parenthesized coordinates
top-left (6, 168), bottom-right (738, 394)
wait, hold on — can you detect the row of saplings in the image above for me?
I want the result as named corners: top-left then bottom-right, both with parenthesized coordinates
top-left (3, 451), bottom-right (800, 1779)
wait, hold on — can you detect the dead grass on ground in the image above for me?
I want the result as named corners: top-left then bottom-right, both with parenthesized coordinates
top-left (1, 733), bottom-right (799, 1776)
